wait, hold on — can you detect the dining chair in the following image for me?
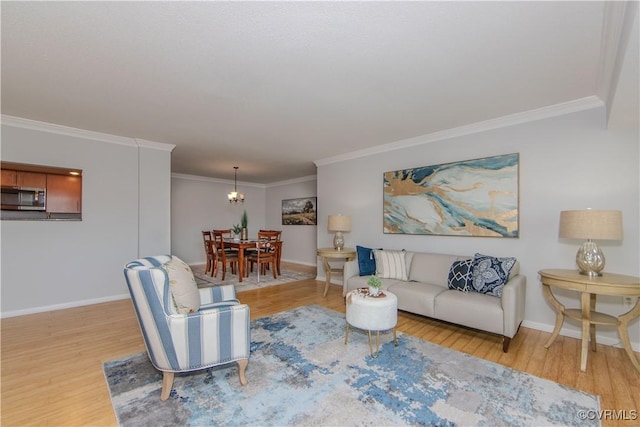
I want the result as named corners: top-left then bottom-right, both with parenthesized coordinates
top-left (206, 240), bottom-right (220, 277)
top-left (202, 231), bottom-right (215, 276)
top-left (247, 239), bottom-right (277, 280)
top-left (218, 237), bottom-right (240, 280)
top-left (124, 255), bottom-right (250, 400)
top-left (257, 230), bottom-right (282, 275)
top-left (213, 229), bottom-right (237, 253)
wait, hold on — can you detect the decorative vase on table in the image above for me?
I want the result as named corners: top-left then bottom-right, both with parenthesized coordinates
top-left (240, 211), bottom-right (248, 241)
top-left (232, 225), bottom-right (242, 241)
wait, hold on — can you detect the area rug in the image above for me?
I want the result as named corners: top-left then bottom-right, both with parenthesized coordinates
top-left (191, 263), bottom-right (315, 292)
top-left (103, 305), bottom-right (600, 427)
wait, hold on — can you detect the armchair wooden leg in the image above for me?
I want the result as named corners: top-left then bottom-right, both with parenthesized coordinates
top-left (160, 371), bottom-right (175, 401)
top-left (237, 359), bottom-right (248, 386)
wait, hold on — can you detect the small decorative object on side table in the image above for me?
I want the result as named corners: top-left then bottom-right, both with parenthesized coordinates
top-left (316, 247), bottom-right (357, 297)
top-left (539, 269), bottom-right (640, 373)
top-left (327, 214), bottom-right (351, 250)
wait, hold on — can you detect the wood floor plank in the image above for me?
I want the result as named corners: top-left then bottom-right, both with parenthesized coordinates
top-left (2, 274), bottom-right (639, 426)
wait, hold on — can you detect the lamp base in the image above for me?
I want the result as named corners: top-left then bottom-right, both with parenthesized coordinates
top-left (333, 231), bottom-right (344, 251)
top-left (576, 240), bottom-right (605, 277)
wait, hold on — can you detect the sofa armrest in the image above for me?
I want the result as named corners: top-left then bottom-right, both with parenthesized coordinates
top-left (500, 274), bottom-right (527, 338)
top-left (343, 260), bottom-right (360, 295)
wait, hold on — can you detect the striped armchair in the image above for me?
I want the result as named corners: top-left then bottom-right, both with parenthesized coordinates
top-left (124, 255), bottom-right (250, 400)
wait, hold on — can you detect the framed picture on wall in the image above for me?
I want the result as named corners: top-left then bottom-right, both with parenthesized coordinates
top-left (282, 197), bottom-right (317, 225)
top-left (383, 153), bottom-right (519, 237)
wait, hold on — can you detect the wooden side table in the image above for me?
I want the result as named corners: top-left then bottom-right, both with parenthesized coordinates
top-left (539, 269), bottom-right (640, 373)
top-left (317, 247), bottom-right (357, 297)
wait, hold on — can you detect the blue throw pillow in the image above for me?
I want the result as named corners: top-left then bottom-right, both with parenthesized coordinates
top-left (470, 253), bottom-right (517, 297)
top-left (447, 259), bottom-right (473, 292)
top-left (356, 245), bottom-right (380, 276)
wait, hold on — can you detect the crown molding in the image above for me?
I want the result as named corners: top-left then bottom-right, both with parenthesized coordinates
top-left (1, 115), bottom-right (174, 151)
top-left (171, 172), bottom-right (317, 188)
top-left (266, 175), bottom-right (317, 188)
top-left (314, 96), bottom-right (604, 167)
top-left (171, 172), bottom-right (265, 188)
top-left (1, 115), bottom-right (135, 147)
top-left (596, 1), bottom-right (631, 111)
top-left (134, 138), bottom-right (175, 152)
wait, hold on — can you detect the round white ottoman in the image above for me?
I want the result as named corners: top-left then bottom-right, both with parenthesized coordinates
top-left (345, 289), bottom-right (398, 357)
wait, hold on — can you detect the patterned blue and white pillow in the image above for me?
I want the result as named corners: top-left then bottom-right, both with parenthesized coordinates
top-left (470, 253), bottom-right (517, 297)
top-left (447, 259), bottom-right (473, 292)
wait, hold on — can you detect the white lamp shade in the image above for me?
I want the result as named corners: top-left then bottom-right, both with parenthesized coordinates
top-left (559, 210), bottom-right (623, 241)
top-left (328, 214), bottom-right (351, 232)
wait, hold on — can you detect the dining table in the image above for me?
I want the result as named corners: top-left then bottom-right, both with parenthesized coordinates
top-left (222, 238), bottom-right (282, 282)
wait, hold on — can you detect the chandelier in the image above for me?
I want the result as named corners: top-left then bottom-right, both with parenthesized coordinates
top-left (228, 166), bottom-right (245, 204)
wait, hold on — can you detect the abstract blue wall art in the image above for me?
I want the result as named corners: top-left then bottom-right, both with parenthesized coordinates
top-left (383, 153), bottom-right (519, 237)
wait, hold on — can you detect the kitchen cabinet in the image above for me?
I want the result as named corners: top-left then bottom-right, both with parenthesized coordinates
top-left (17, 171), bottom-right (47, 188)
top-left (1, 170), bottom-right (17, 186)
top-left (46, 174), bottom-right (82, 214)
top-left (1, 170), bottom-right (47, 188)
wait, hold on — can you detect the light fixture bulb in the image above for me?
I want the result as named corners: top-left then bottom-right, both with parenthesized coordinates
top-left (228, 166), bottom-right (244, 204)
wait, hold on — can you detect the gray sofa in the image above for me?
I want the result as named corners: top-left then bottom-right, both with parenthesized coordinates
top-left (343, 251), bottom-right (526, 352)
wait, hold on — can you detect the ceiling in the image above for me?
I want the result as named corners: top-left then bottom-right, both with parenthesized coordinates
top-left (0, 1), bottom-right (618, 183)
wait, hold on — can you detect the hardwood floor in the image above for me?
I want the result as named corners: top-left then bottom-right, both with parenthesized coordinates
top-left (2, 272), bottom-right (639, 426)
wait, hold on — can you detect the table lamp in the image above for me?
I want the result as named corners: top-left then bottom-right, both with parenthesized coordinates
top-left (328, 214), bottom-right (351, 250)
top-left (559, 209), bottom-right (623, 276)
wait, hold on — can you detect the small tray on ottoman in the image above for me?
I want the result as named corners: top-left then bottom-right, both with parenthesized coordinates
top-left (356, 287), bottom-right (387, 298)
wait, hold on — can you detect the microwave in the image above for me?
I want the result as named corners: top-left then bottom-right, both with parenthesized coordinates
top-left (1, 186), bottom-right (46, 211)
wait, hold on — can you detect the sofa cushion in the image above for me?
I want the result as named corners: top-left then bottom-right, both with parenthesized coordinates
top-left (373, 250), bottom-right (408, 281)
top-left (409, 252), bottom-right (466, 287)
top-left (447, 259), bottom-right (473, 292)
top-left (387, 281), bottom-right (447, 317)
top-left (164, 256), bottom-right (201, 314)
top-left (356, 245), bottom-right (380, 276)
top-left (470, 253), bottom-right (517, 297)
top-left (404, 251), bottom-right (415, 278)
top-left (435, 289), bottom-right (504, 335)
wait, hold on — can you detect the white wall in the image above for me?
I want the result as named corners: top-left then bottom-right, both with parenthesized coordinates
top-left (265, 176), bottom-right (317, 266)
top-left (316, 105), bottom-right (639, 350)
top-left (138, 140), bottom-right (173, 257)
top-left (171, 174), bottom-right (266, 265)
top-left (1, 119), bottom-right (173, 316)
top-left (170, 173), bottom-right (318, 266)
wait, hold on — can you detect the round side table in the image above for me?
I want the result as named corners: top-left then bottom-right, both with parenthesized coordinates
top-left (317, 247), bottom-right (356, 296)
top-left (345, 289), bottom-right (398, 358)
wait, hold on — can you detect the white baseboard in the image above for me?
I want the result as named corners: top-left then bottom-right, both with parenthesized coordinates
top-left (281, 258), bottom-right (318, 268)
top-left (315, 275), bottom-right (344, 285)
top-left (1, 293), bottom-right (130, 318)
top-left (522, 319), bottom-right (640, 352)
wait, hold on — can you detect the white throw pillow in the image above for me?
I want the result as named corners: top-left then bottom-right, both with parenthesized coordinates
top-left (373, 250), bottom-right (408, 281)
top-left (164, 256), bottom-right (200, 314)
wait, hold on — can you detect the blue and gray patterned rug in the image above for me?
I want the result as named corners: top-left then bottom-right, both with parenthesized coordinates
top-left (103, 305), bottom-right (600, 426)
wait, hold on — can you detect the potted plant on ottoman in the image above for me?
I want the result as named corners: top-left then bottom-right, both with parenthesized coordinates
top-left (367, 275), bottom-right (382, 296)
